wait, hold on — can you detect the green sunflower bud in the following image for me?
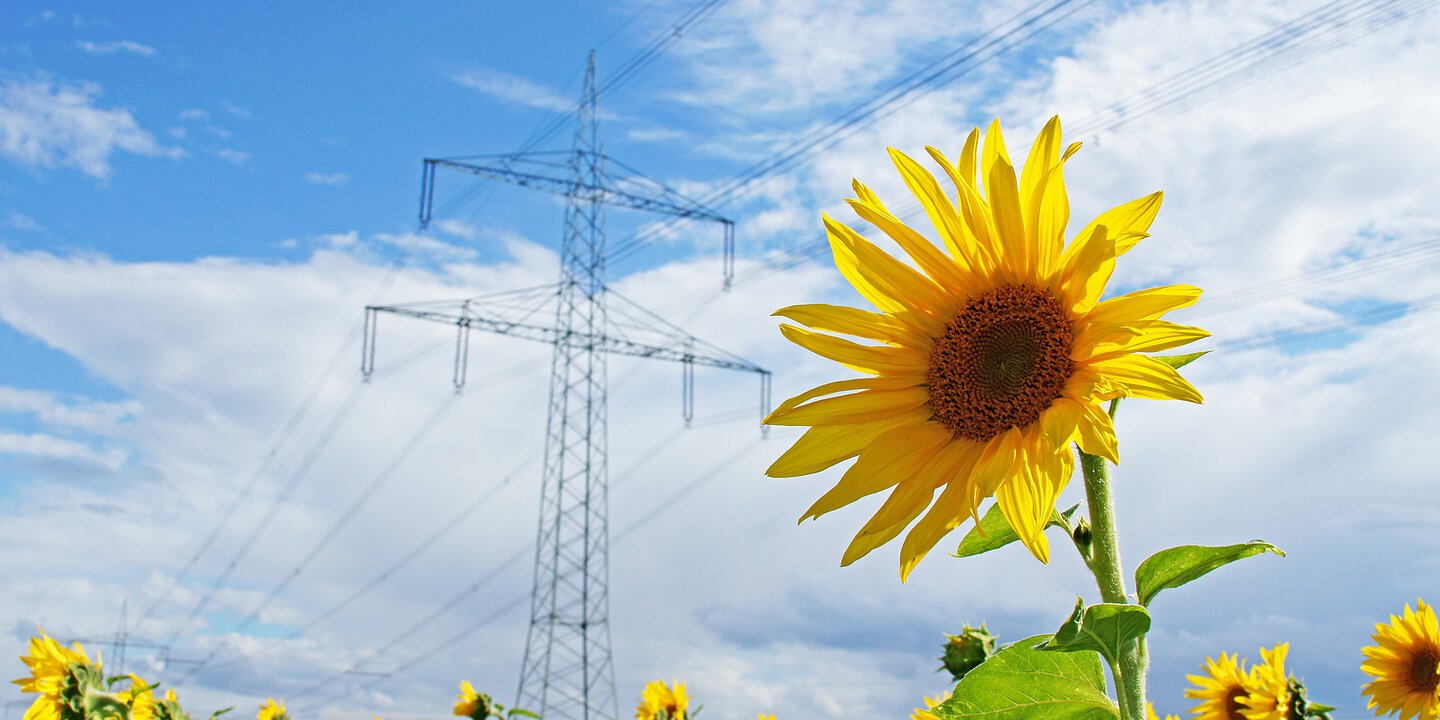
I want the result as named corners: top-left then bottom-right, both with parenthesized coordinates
top-left (939, 624), bottom-right (998, 681)
top-left (1072, 518), bottom-right (1093, 560)
top-left (1285, 677), bottom-right (1334, 720)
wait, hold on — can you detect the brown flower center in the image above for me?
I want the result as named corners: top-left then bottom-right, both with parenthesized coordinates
top-left (927, 283), bottom-right (1074, 440)
top-left (1410, 648), bottom-right (1440, 692)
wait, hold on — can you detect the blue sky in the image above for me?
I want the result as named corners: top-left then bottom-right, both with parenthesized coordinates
top-left (3, 1), bottom-right (1440, 719)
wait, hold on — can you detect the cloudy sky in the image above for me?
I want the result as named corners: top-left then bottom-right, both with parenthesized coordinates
top-left (2, 1), bottom-right (1439, 718)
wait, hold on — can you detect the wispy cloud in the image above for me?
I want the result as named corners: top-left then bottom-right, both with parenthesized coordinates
top-left (177, 108), bottom-right (209, 121)
top-left (76, 40), bottom-right (155, 57)
top-left (304, 171), bottom-right (349, 186)
top-left (220, 100), bottom-right (251, 119)
top-left (0, 431), bottom-right (127, 470)
top-left (449, 67), bottom-right (572, 112)
top-left (433, 218), bottom-right (476, 239)
top-left (2, 211), bottom-right (44, 232)
top-left (214, 148), bottom-right (250, 165)
top-left (0, 77), bottom-right (179, 179)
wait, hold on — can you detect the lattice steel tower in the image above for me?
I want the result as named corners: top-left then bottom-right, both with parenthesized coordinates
top-left (361, 53), bottom-right (769, 720)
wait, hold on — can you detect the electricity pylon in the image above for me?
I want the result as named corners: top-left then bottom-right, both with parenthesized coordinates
top-left (360, 52), bottom-right (769, 720)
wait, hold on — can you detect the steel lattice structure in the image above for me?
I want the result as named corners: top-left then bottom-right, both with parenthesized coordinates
top-left (360, 53), bottom-right (769, 720)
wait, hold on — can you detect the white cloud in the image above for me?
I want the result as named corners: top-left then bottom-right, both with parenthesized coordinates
top-left (0, 77), bottom-right (178, 179)
top-left (4, 1), bottom-right (1440, 718)
top-left (2, 211), bottom-right (43, 232)
top-left (178, 108), bottom-right (210, 121)
top-left (432, 218), bottom-right (475, 240)
top-left (305, 172), bottom-right (349, 186)
top-left (215, 148), bottom-right (250, 165)
top-left (204, 125), bottom-right (233, 140)
top-left (221, 100), bottom-right (252, 119)
top-left (0, 431), bottom-right (127, 470)
top-left (448, 67), bottom-right (572, 112)
top-left (0, 387), bottom-right (140, 430)
top-left (76, 40), bottom-right (156, 57)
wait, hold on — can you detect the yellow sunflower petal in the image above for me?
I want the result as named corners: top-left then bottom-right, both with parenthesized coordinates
top-left (801, 421), bottom-right (955, 522)
top-left (824, 213), bottom-right (951, 334)
top-left (1091, 354), bottom-right (1204, 404)
top-left (895, 428), bottom-right (1022, 581)
top-left (768, 376), bottom-right (920, 417)
top-left (983, 120), bottom-right (1030, 277)
top-left (1088, 320), bottom-right (1210, 360)
top-left (765, 384), bottom-right (929, 427)
top-left (777, 324), bottom-right (929, 375)
top-left (1058, 224), bottom-right (1116, 314)
top-left (1085, 284), bottom-right (1204, 327)
top-left (995, 440), bottom-right (1073, 563)
top-left (852, 434), bottom-right (979, 541)
top-left (1040, 398), bottom-right (1085, 446)
top-left (1062, 191), bottom-right (1164, 267)
top-left (1020, 116), bottom-right (1063, 209)
top-left (847, 191), bottom-right (982, 297)
top-left (773, 302), bottom-right (930, 347)
top-left (765, 411), bottom-right (925, 477)
top-left (1074, 400), bottom-right (1119, 463)
top-left (846, 438), bottom-right (983, 557)
top-left (887, 148), bottom-right (973, 268)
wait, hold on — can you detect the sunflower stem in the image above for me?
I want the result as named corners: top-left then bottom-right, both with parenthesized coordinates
top-left (1079, 444), bottom-right (1147, 720)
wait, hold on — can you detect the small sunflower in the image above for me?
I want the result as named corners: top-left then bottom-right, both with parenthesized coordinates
top-left (1185, 651), bottom-right (1257, 720)
top-left (256, 699), bottom-right (287, 720)
top-left (636, 680), bottom-right (688, 720)
top-left (12, 628), bottom-right (102, 720)
top-left (453, 681), bottom-right (495, 719)
top-left (1363, 599), bottom-right (1440, 720)
top-left (1244, 644), bottom-right (1291, 720)
top-left (116, 676), bottom-right (158, 720)
top-left (911, 690), bottom-right (950, 720)
top-left (764, 116), bottom-right (1206, 578)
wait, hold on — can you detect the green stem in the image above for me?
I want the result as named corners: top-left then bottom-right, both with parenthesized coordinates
top-left (1079, 447), bottom-right (1147, 720)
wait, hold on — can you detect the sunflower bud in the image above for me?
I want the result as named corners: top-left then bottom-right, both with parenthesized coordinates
top-left (1072, 518), bottom-right (1093, 560)
top-left (1285, 677), bottom-right (1335, 720)
top-left (939, 624), bottom-right (997, 681)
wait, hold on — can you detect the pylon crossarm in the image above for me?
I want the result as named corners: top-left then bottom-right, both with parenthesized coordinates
top-left (364, 302), bottom-right (764, 375)
top-left (425, 157), bottom-right (729, 224)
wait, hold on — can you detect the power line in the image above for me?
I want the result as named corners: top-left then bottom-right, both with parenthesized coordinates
top-left (289, 436), bottom-right (761, 715)
top-left (650, 0), bottom-right (1434, 320)
top-left (163, 382), bottom-right (370, 645)
top-left (432, 0), bottom-right (729, 228)
top-left (172, 392), bottom-right (461, 682)
top-left (604, 0), bottom-right (1099, 266)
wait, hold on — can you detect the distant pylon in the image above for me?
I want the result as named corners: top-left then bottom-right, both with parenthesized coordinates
top-left (361, 52), bottom-right (769, 720)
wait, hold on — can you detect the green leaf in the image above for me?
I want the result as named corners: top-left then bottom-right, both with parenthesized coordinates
top-left (1153, 351), bottom-right (1209, 369)
top-left (505, 710), bottom-right (541, 720)
top-left (954, 503), bottom-right (1080, 558)
top-left (931, 634), bottom-right (1118, 720)
top-left (1135, 541), bottom-right (1285, 607)
top-left (1039, 597), bottom-right (1151, 666)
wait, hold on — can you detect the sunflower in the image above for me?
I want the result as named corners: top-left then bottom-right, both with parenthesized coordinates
top-left (256, 699), bottom-right (287, 720)
top-left (636, 680), bottom-right (688, 720)
top-left (1185, 651), bottom-right (1257, 720)
top-left (764, 116), bottom-right (1206, 578)
top-left (453, 681), bottom-right (496, 719)
top-left (116, 676), bottom-right (157, 720)
top-left (12, 628), bottom-right (102, 720)
top-left (911, 690), bottom-right (951, 720)
top-left (1244, 644), bottom-right (1291, 720)
top-left (1362, 599), bottom-right (1440, 719)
